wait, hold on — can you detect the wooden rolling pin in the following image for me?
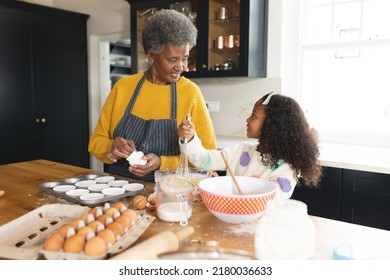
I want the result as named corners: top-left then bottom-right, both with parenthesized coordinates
top-left (110, 226), bottom-right (194, 260)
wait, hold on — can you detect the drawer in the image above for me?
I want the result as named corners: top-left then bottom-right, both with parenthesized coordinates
top-left (342, 169), bottom-right (390, 203)
top-left (298, 167), bottom-right (342, 195)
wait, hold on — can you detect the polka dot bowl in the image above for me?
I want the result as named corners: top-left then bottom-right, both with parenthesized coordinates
top-left (199, 176), bottom-right (276, 224)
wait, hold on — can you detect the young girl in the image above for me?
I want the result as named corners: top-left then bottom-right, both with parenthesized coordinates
top-left (178, 92), bottom-right (323, 200)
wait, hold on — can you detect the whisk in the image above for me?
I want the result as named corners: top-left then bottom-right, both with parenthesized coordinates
top-left (175, 113), bottom-right (191, 180)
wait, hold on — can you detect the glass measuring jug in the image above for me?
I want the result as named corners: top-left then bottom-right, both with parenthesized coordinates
top-left (156, 177), bottom-right (194, 227)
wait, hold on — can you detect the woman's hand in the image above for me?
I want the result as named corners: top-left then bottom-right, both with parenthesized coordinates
top-left (107, 137), bottom-right (136, 163)
top-left (128, 153), bottom-right (161, 176)
top-left (178, 119), bottom-right (194, 142)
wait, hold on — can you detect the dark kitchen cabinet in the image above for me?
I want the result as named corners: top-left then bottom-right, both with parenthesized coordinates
top-left (292, 166), bottom-right (390, 231)
top-left (0, 1), bottom-right (90, 168)
top-left (126, 0), bottom-right (268, 78)
top-left (340, 170), bottom-right (390, 231)
top-left (292, 167), bottom-right (342, 220)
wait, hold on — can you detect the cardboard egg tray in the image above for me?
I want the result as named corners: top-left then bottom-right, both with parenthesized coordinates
top-left (0, 204), bottom-right (155, 260)
top-left (39, 174), bottom-right (146, 207)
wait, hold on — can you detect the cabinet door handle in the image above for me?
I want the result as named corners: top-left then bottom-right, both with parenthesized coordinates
top-left (35, 118), bottom-right (46, 123)
top-left (202, 64), bottom-right (207, 69)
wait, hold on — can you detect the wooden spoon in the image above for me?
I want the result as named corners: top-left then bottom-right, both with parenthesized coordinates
top-left (220, 152), bottom-right (245, 195)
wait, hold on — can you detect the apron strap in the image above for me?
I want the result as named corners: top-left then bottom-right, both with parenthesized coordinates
top-left (170, 82), bottom-right (177, 119)
top-left (125, 71), bottom-right (147, 114)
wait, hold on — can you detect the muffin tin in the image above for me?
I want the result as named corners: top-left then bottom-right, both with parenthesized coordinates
top-left (39, 174), bottom-right (145, 206)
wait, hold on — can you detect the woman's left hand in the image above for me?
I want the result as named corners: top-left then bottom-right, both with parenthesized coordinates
top-left (128, 153), bottom-right (161, 176)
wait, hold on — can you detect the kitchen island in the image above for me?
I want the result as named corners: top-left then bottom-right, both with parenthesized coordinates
top-left (0, 159), bottom-right (389, 260)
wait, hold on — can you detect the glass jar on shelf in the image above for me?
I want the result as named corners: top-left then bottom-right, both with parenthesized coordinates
top-left (234, 34), bottom-right (240, 48)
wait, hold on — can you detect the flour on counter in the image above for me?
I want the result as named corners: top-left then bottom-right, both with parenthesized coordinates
top-left (226, 222), bottom-right (257, 235)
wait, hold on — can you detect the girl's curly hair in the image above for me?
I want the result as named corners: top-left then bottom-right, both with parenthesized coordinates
top-left (257, 93), bottom-right (323, 186)
top-left (142, 9), bottom-right (197, 55)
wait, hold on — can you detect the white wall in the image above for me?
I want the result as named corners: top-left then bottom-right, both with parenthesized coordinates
top-left (20, 0), bottom-right (285, 169)
top-left (194, 77), bottom-right (281, 137)
top-left (52, 0), bottom-right (130, 35)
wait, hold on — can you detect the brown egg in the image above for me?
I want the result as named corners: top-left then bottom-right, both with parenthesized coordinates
top-left (69, 218), bottom-right (86, 230)
top-left (97, 228), bottom-right (116, 244)
top-left (106, 221), bottom-right (124, 236)
top-left (112, 201), bottom-right (127, 211)
top-left (88, 206), bottom-right (103, 217)
top-left (146, 194), bottom-right (157, 211)
top-left (57, 224), bottom-right (75, 238)
top-left (43, 233), bottom-right (64, 251)
top-left (114, 215), bottom-right (132, 230)
top-left (148, 192), bottom-right (157, 204)
top-left (96, 214), bottom-right (111, 224)
top-left (87, 220), bottom-right (104, 233)
top-left (84, 236), bottom-right (107, 256)
top-left (104, 207), bottom-right (119, 218)
top-left (133, 195), bottom-right (147, 210)
top-left (121, 209), bottom-right (138, 223)
top-left (79, 212), bottom-right (88, 222)
top-left (63, 234), bottom-right (85, 253)
top-left (76, 226), bottom-right (95, 240)
top-left (88, 207), bottom-right (98, 215)
top-left (79, 213), bottom-right (95, 223)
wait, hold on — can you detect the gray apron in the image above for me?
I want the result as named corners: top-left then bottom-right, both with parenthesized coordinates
top-left (108, 71), bottom-right (180, 181)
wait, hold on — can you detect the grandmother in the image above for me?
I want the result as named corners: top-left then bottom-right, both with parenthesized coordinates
top-left (88, 9), bottom-right (217, 181)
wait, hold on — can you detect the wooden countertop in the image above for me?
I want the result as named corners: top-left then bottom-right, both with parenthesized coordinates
top-left (0, 159), bottom-right (256, 259)
top-left (1, 159), bottom-right (390, 260)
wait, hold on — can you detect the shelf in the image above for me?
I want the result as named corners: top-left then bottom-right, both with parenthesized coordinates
top-left (110, 63), bottom-right (131, 69)
top-left (109, 38), bottom-right (131, 78)
top-left (110, 43), bottom-right (131, 56)
top-left (210, 16), bottom-right (240, 25)
top-left (110, 42), bottom-right (131, 48)
top-left (110, 67), bottom-right (131, 75)
top-left (210, 47), bottom-right (239, 53)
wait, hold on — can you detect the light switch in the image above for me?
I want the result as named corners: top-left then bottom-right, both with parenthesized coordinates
top-left (206, 101), bottom-right (220, 112)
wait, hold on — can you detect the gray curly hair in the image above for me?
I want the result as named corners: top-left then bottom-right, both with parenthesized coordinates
top-left (142, 9), bottom-right (197, 55)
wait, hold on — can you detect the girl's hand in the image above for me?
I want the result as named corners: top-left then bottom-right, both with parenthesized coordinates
top-left (107, 137), bottom-right (136, 163)
top-left (178, 119), bottom-right (194, 142)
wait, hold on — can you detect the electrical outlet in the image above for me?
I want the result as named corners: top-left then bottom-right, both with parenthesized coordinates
top-left (206, 101), bottom-right (220, 112)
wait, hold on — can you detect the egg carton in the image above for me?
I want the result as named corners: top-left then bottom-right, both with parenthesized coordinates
top-left (0, 204), bottom-right (155, 260)
top-left (39, 173), bottom-right (146, 207)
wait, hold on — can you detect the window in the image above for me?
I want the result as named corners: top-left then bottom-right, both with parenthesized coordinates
top-left (299, 0), bottom-right (390, 147)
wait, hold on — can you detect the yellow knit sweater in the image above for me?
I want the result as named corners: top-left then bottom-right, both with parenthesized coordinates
top-left (88, 72), bottom-right (217, 169)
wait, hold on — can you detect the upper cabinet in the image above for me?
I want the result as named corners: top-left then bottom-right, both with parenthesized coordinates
top-left (126, 0), bottom-right (268, 78)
